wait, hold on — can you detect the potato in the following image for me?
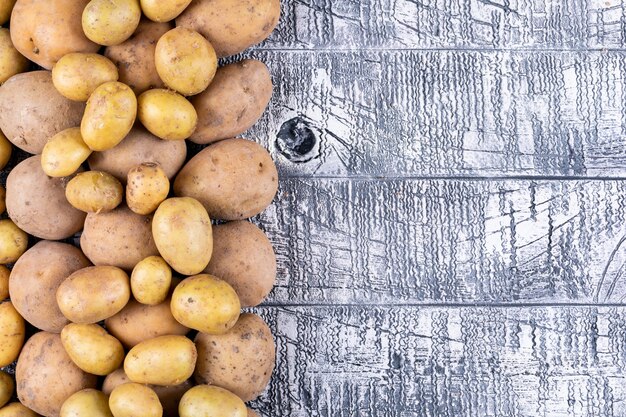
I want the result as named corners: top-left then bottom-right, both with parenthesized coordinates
top-left (124, 335), bottom-right (196, 386)
top-left (61, 324), bottom-right (124, 375)
top-left (195, 313), bottom-right (275, 401)
top-left (190, 60), bottom-right (272, 144)
top-left (0, 29), bottom-right (28, 84)
top-left (0, 71), bottom-right (85, 154)
top-left (126, 163), bottom-right (170, 215)
top-left (0, 403), bottom-right (39, 417)
top-left (248, 408), bottom-right (260, 417)
top-left (154, 27), bottom-right (217, 96)
top-left (179, 385), bottom-right (246, 417)
top-left (105, 299), bottom-right (188, 348)
top-left (52, 53), bottom-right (119, 101)
top-left (138, 89), bottom-right (197, 140)
top-left (65, 171), bottom-right (123, 213)
top-left (176, 0), bottom-right (280, 57)
top-left (131, 256), bottom-right (171, 305)
top-left (41, 128), bottom-right (92, 177)
top-left (0, 130), bottom-right (11, 170)
top-left (16, 332), bottom-right (97, 416)
top-left (57, 266), bottom-right (130, 323)
top-left (0, 266), bottom-right (8, 300)
top-left (88, 126), bottom-right (186, 183)
top-left (0, 220), bottom-right (27, 263)
top-left (81, 81), bottom-right (137, 151)
top-left (152, 197), bottom-right (212, 275)
top-left (174, 138), bottom-right (278, 220)
top-left (10, 0), bottom-right (99, 69)
top-left (81, 205), bottom-right (159, 270)
top-left (10, 241), bottom-right (90, 332)
top-left (6, 155), bottom-right (86, 240)
top-left (104, 19), bottom-right (171, 95)
top-left (170, 274), bottom-right (240, 334)
top-left (0, 372), bottom-right (13, 408)
top-left (0, 302), bottom-right (24, 367)
top-left (0, 0), bottom-right (15, 24)
top-left (60, 389), bottom-right (112, 417)
top-left (109, 383), bottom-right (161, 417)
top-left (82, 0), bottom-right (141, 46)
top-left (141, 0), bottom-right (190, 22)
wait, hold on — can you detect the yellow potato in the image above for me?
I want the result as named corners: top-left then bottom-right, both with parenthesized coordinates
top-left (0, 371), bottom-right (13, 408)
top-left (109, 383), bottom-right (162, 417)
top-left (0, 266), bottom-right (8, 300)
top-left (0, 403), bottom-right (39, 417)
top-left (138, 89), bottom-right (197, 140)
top-left (124, 335), bottom-right (196, 386)
top-left (0, 220), bottom-right (27, 264)
top-left (60, 389), bottom-right (112, 417)
top-left (131, 256), bottom-right (172, 305)
top-left (154, 27), bottom-right (217, 96)
top-left (152, 197), bottom-right (212, 275)
top-left (82, 0), bottom-right (142, 46)
top-left (0, 302), bottom-right (22, 366)
top-left (0, 0), bottom-right (16, 25)
top-left (41, 127), bottom-right (92, 177)
top-left (170, 274), bottom-right (240, 334)
top-left (179, 385), bottom-right (246, 417)
top-left (126, 163), bottom-right (170, 215)
top-left (56, 266), bottom-right (130, 323)
top-left (81, 81), bottom-right (137, 151)
top-left (61, 324), bottom-right (125, 376)
top-left (65, 171), bottom-right (124, 213)
top-left (141, 0), bottom-right (191, 22)
top-left (0, 130), bottom-right (11, 170)
top-left (52, 53), bottom-right (119, 101)
top-left (0, 29), bottom-right (28, 84)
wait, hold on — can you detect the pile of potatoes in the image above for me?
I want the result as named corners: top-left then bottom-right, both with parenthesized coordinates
top-left (0, 0), bottom-right (282, 416)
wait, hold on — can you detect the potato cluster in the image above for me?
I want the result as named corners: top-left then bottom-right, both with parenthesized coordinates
top-left (0, 0), bottom-right (281, 416)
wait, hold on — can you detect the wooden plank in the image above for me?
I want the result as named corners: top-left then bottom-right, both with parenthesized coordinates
top-left (259, 178), bottom-right (626, 305)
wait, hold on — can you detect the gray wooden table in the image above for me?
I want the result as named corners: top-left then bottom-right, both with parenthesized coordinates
top-left (245, 1), bottom-right (626, 416)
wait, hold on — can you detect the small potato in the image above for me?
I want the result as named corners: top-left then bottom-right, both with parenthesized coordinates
top-left (61, 324), bottom-right (124, 375)
top-left (60, 389), bottom-right (112, 417)
top-left (57, 266), bottom-right (130, 323)
top-left (41, 127), bottom-right (92, 177)
top-left (152, 197), bottom-right (212, 275)
top-left (52, 53), bottom-right (119, 101)
top-left (0, 302), bottom-right (24, 367)
top-left (109, 383), bottom-right (161, 417)
top-left (81, 81), bottom-right (137, 151)
top-left (131, 256), bottom-right (172, 305)
top-left (138, 89), bottom-right (197, 140)
top-left (0, 130), bottom-right (11, 170)
top-left (154, 27), bottom-right (217, 96)
top-left (0, 403), bottom-right (39, 417)
top-left (105, 299), bottom-right (189, 348)
top-left (141, 0), bottom-right (191, 22)
top-left (0, 371), bottom-right (13, 408)
top-left (66, 171), bottom-right (124, 213)
top-left (125, 335), bottom-right (196, 386)
top-left (173, 138), bottom-right (278, 220)
top-left (0, 29), bottom-right (28, 84)
top-left (195, 314), bottom-right (275, 402)
top-left (179, 385), bottom-right (246, 417)
top-left (0, 0), bottom-right (15, 25)
top-left (0, 220), bottom-right (27, 263)
top-left (170, 274), bottom-right (240, 334)
top-left (126, 163), bottom-right (170, 215)
top-left (82, 0), bottom-right (141, 46)
top-left (0, 266), bottom-right (8, 300)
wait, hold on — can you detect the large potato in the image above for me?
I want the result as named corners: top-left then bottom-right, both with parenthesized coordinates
top-left (109, 383), bottom-right (161, 417)
top-left (174, 138), bottom-right (278, 220)
top-left (0, 71), bottom-right (85, 154)
top-left (126, 163), bottom-right (169, 215)
top-left (10, 241), bottom-right (90, 332)
top-left (0, 403), bottom-right (39, 416)
top-left (60, 389), bottom-right (112, 417)
top-left (61, 324), bottom-right (124, 375)
top-left (52, 53), bottom-right (119, 101)
top-left (154, 27), bottom-right (217, 96)
top-left (0, 220), bottom-right (27, 263)
top-left (16, 332), bottom-right (97, 417)
top-left (195, 313), bottom-right (275, 401)
top-left (152, 197), bottom-right (212, 275)
top-left (138, 89), bottom-right (197, 140)
top-left (179, 385), bottom-right (246, 417)
top-left (0, 302), bottom-right (25, 367)
top-left (82, 0), bottom-right (141, 46)
top-left (81, 205), bottom-right (159, 270)
top-left (88, 126), bottom-right (186, 182)
top-left (0, 371), bottom-right (13, 408)
top-left (6, 155), bottom-right (86, 240)
top-left (104, 19), bottom-right (171, 95)
top-left (130, 256), bottom-right (171, 305)
top-left (190, 59), bottom-right (272, 144)
top-left (0, 29), bottom-right (28, 84)
top-left (41, 127), bottom-right (92, 177)
top-left (124, 335), bottom-right (197, 386)
top-left (0, 0), bottom-right (15, 24)
top-left (176, 0), bottom-right (280, 57)
top-left (141, 0), bottom-right (190, 22)
top-left (65, 171), bottom-right (123, 213)
top-left (105, 299), bottom-right (188, 348)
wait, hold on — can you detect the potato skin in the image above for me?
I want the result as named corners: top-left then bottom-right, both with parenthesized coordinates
top-left (109, 383), bottom-right (162, 417)
top-left (141, 0), bottom-right (191, 22)
top-left (174, 138), bottom-right (278, 220)
top-left (0, 371), bottom-right (13, 408)
top-left (52, 53), bottom-right (119, 101)
top-left (138, 89), bottom-right (197, 140)
top-left (0, 402), bottom-right (39, 417)
top-left (131, 256), bottom-right (172, 305)
top-left (126, 163), bottom-right (170, 215)
top-left (0, 0), bottom-right (15, 24)
top-left (0, 131), bottom-right (11, 170)
top-left (0, 220), bottom-right (27, 263)
top-left (0, 29), bottom-right (28, 84)
top-left (0, 302), bottom-right (25, 367)
top-left (60, 389), bottom-right (112, 417)
top-left (41, 127), bottom-right (92, 177)
top-left (16, 332), bottom-right (97, 417)
top-left (176, 0), bottom-right (280, 57)
top-left (0, 71), bottom-right (85, 154)
top-left (179, 385), bottom-right (246, 417)
top-left (65, 171), bottom-right (123, 213)
top-left (56, 266), bottom-right (131, 323)
top-left (0, 266), bottom-right (8, 300)
top-left (61, 324), bottom-right (124, 376)
top-left (80, 205), bottom-right (159, 270)
top-left (190, 59), bottom-right (272, 144)
top-left (124, 335), bottom-right (197, 386)
top-left (10, 241), bottom-right (91, 333)
top-left (82, 0), bottom-right (141, 46)
top-left (88, 126), bottom-right (187, 182)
